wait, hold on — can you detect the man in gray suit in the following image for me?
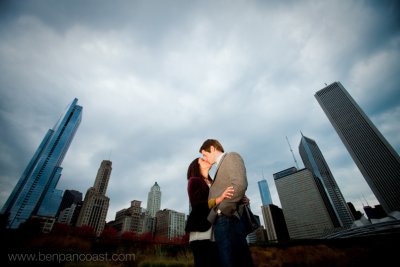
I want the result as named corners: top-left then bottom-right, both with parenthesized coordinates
top-left (199, 139), bottom-right (254, 267)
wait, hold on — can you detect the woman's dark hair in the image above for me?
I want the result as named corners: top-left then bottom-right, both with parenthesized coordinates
top-left (187, 157), bottom-right (212, 181)
top-left (187, 158), bottom-right (201, 180)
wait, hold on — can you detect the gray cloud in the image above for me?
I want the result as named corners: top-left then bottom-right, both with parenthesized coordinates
top-left (0, 0), bottom-right (399, 222)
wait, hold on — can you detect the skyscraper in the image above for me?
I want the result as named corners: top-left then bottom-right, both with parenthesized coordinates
top-left (109, 200), bottom-right (144, 234)
top-left (147, 182), bottom-right (161, 217)
top-left (299, 134), bottom-right (354, 227)
top-left (274, 167), bottom-right (335, 239)
top-left (56, 189), bottom-right (82, 225)
top-left (155, 209), bottom-right (186, 240)
top-left (76, 160), bottom-right (112, 236)
top-left (56, 189), bottom-right (83, 218)
top-left (258, 179), bottom-right (272, 206)
top-left (315, 82), bottom-right (400, 214)
top-left (258, 178), bottom-right (289, 242)
top-left (261, 204), bottom-right (289, 243)
top-left (1, 98), bottom-right (82, 229)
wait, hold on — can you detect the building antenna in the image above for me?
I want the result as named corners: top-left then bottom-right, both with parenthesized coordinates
top-left (286, 136), bottom-right (299, 169)
top-left (362, 193), bottom-right (370, 207)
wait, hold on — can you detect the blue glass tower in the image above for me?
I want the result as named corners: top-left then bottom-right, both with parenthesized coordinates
top-left (258, 179), bottom-right (272, 205)
top-left (1, 98), bottom-right (82, 228)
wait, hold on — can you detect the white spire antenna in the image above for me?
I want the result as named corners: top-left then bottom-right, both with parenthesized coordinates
top-left (362, 193), bottom-right (370, 207)
top-left (286, 136), bottom-right (299, 169)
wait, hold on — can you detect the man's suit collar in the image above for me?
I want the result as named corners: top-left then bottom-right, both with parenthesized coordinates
top-left (213, 153), bottom-right (227, 180)
top-left (215, 152), bottom-right (225, 169)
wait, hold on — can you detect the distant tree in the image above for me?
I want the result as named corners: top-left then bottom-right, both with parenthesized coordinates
top-left (170, 234), bottom-right (189, 245)
top-left (100, 227), bottom-right (117, 240)
top-left (74, 225), bottom-right (96, 238)
top-left (154, 235), bottom-right (169, 244)
top-left (0, 212), bottom-right (10, 231)
top-left (96, 227), bottom-right (118, 252)
top-left (51, 222), bottom-right (72, 235)
top-left (181, 232), bottom-right (189, 244)
top-left (139, 232), bottom-right (154, 243)
top-left (121, 231), bottom-right (137, 242)
top-left (18, 217), bottom-right (43, 236)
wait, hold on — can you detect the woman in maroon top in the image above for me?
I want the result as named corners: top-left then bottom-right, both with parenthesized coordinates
top-left (185, 157), bottom-right (234, 267)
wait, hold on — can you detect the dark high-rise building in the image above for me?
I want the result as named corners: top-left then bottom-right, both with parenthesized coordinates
top-left (347, 202), bottom-right (362, 220)
top-left (56, 190), bottom-right (83, 217)
top-left (56, 190), bottom-right (82, 225)
top-left (363, 204), bottom-right (387, 220)
top-left (261, 204), bottom-right (290, 243)
top-left (258, 178), bottom-right (289, 242)
top-left (315, 82), bottom-right (400, 214)
top-left (274, 167), bottom-right (335, 239)
top-left (1, 98), bottom-right (82, 229)
top-left (299, 134), bottom-right (354, 227)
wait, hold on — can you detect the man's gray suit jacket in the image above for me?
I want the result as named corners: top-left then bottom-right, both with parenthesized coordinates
top-left (208, 152), bottom-right (248, 217)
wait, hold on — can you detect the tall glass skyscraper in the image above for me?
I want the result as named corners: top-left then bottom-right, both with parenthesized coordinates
top-left (315, 82), bottom-right (400, 214)
top-left (299, 134), bottom-right (354, 227)
top-left (1, 98), bottom-right (82, 228)
top-left (258, 179), bottom-right (272, 205)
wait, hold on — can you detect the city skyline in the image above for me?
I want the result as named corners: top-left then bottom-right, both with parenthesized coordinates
top-left (0, 1), bottom-right (399, 222)
top-left (0, 86), bottom-right (397, 223)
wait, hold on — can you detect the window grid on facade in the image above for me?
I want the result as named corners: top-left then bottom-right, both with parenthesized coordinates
top-left (315, 82), bottom-right (400, 213)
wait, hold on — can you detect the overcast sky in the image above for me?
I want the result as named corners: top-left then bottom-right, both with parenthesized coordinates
top-left (0, 0), bottom-right (399, 224)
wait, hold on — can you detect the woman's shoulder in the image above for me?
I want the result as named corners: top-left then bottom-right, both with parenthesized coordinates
top-left (188, 176), bottom-right (203, 185)
top-left (188, 176), bottom-right (202, 181)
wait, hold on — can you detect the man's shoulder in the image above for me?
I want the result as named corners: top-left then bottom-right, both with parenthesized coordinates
top-left (220, 152), bottom-right (245, 169)
top-left (225, 152), bottom-right (244, 160)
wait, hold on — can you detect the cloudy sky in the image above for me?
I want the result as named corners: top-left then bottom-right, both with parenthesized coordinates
top-left (0, 0), bottom-right (399, 224)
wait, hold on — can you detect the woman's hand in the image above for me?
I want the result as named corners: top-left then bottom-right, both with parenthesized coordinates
top-left (241, 195), bottom-right (250, 205)
top-left (216, 186), bottom-right (234, 205)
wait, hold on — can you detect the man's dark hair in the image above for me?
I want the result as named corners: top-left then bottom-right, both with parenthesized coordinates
top-left (199, 139), bottom-right (224, 153)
